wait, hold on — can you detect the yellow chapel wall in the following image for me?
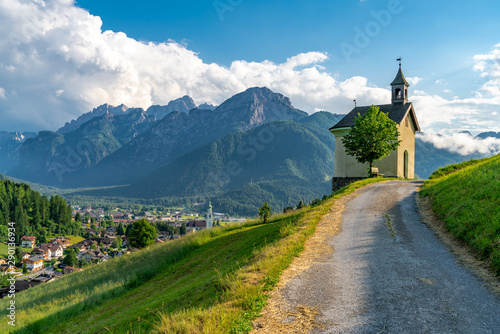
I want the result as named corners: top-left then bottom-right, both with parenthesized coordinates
top-left (396, 114), bottom-right (416, 178)
top-left (332, 114), bottom-right (416, 179)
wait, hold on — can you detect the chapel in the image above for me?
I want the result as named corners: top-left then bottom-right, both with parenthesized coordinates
top-left (329, 63), bottom-right (421, 189)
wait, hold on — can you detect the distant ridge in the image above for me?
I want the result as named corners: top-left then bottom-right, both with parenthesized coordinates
top-left (58, 103), bottom-right (130, 134)
top-left (146, 95), bottom-right (197, 120)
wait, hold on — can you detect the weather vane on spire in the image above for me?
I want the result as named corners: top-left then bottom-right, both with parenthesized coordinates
top-left (397, 57), bottom-right (402, 68)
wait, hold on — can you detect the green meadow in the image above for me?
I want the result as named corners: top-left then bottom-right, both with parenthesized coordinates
top-left (421, 153), bottom-right (500, 275)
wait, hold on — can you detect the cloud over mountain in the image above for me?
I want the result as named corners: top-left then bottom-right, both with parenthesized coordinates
top-left (417, 132), bottom-right (500, 156)
top-left (0, 0), bottom-right (387, 131)
top-left (0, 0), bottom-right (498, 144)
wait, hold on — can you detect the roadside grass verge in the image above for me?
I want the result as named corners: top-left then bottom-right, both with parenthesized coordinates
top-left (420, 153), bottom-right (500, 276)
top-left (0, 178), bottom-right (392, 333)
top-left (427, 157), bottom-right (491, 180)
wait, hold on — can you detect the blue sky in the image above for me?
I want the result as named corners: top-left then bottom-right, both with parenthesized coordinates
top-left (0, 0), bottom-right (499, 154)
top-left (75, 0), bottom-right (499, 97)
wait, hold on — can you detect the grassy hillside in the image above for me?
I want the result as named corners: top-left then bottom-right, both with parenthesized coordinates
top-left (0, 178), bottom-right (390, 333)
top-left (420, 153), bottom-right (500, 275)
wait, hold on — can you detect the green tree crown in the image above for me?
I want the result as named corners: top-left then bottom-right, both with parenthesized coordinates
top-left (342, 105), bottom-right (401, 172)
top-left (63, 249), bottom-right (78, 267)
top-left (258, 202), bottom-right (272, 224)
top-left (129, 219), bottom-right (158, 249)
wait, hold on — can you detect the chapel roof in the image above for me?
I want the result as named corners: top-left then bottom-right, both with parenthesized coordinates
top-left (329, 103), bottom-right (420, 132)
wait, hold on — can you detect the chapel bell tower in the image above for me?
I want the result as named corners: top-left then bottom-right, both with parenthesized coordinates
top-left (391, 58), bottom-right (410, 105)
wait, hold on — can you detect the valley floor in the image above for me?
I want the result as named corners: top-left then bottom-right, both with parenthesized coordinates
top-left (253, 181), bottom-right (500, 333)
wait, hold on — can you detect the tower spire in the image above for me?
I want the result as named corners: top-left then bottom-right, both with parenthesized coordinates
top-left (391, 60), bottom-right (409, 105)
top-left (206, 200), bottom-right (213, 228)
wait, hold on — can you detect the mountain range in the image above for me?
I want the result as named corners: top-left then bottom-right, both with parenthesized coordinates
top-left (2, 87), bottom-right (498, 214)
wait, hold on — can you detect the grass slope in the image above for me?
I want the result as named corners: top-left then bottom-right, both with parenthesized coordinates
top-left (414, 138), bottom-right (487, 179)
top-left (420, 153), bottom-right (500, 275)
top-left (0, 178), bottom-right (391, 333)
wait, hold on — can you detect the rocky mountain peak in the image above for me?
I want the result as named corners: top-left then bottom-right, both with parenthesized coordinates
top-left (214, 87), bottom-right (307, 129)
top-left (146, 95), bottom-right (197, 120)
top-left (197, 102), bottom-right (216, 110)
top-left (476, 131), bottom-right (500, 139)
top-left (167, 95), bottom-right (196, 113)
top-left (58, 103), bottom-right (131, 133)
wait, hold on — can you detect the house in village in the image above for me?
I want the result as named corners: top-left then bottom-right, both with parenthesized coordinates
top-left (21, 252), bottom-right (30, 261)
top-left (0, 259), bottom-right (13, 274)
top-left (68, 241), bottom-right (87, 253)
top-left (80, 250), bottom-right (107, 262)
top-left (20, 236), bottom-right (36, 249)
top-left (0, 264), bottom-right (12, 274)
top-left (33, 242), bottom-right (63, 261)
top-left (24, 256), bottom-right (44, 272)
top-left (33, 245), bottom-right (51, 261)
top-left (186, 201), bottom-right (214, 233)
top-left (50, 237), bottom-right (71, 248)
top-left (186, 220), bottom-right (207, 233)
top-left (49, 244), bottom-right (64, 259)
top-left (329, 63), bottom-right (421, 191)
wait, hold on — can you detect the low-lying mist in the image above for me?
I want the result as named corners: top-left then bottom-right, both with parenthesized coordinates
top-left (417, 132), bottom-right (500, 156)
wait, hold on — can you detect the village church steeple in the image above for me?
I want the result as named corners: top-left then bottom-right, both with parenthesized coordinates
top-left (206, 201), bottom-right (213, 228)
top-left (391, 58), bottom-right (409, 105)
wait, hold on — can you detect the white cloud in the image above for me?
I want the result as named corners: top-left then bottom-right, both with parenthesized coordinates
top-left (417, 132), bottom-right (500, 156)
top-left (0, 87), bottom-right (5, 99)
top-left (0, 0), bottom-right (391, 131)
top-left (411, 91), bottom-right (500, 134)
top-left (473, 43), bottom-right (500, 97)
top-left (443, 89), bottom-right (453, 93)
top-left (408, 44), bottom-right (500, 136)
top-left (406, 76), bottom-right (422, 86)
top-left (283, 52), bottom-right (328, 69)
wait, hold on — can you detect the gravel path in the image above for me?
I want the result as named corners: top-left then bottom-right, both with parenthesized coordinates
top-left (266, 180), bottom-right (500, 333)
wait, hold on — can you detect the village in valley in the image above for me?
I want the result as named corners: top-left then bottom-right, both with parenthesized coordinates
top-left (0, 202), bottom-right (245, 297)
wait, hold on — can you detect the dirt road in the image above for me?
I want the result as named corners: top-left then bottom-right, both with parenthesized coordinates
top-left (254, 181), bottom-right (500, 333)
